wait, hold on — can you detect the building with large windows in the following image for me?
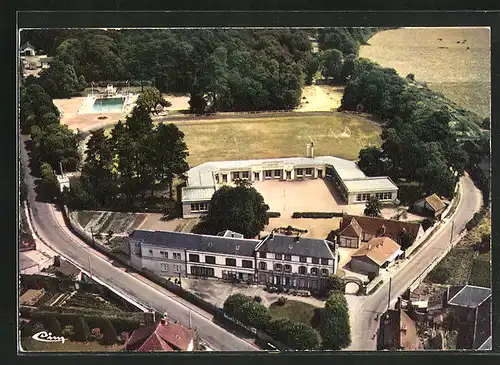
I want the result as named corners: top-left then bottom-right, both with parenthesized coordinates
top-left (128, 230), bottom-right (338, 292)
top-left (181, 146), bottom-right (398, 217)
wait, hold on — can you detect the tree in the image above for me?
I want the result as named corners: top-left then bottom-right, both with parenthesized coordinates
top-left (320, 49), bottom-right (344, 82)
top-left (202, 185), bottom-right (270, 238)
top-left (325, 275), bottom-right (344, 294)
top-left (234, 300), bottom-right (272, 330)
top-left (397, 229), bottom-right (413, 250)
top-left (341, 53), bottom-right (357, 82)
top-left (38, 123), bottom-right (80, 172)
top-left (136, 87), bottom-right (172, 114)
top-left (101, 318), bottom-right (118, 345)
top-left (20, 83), bottom-right (60, 134)
top-left (38, 59), bottom-right (84, 98)
top-left (46, 316), bottom-right (62, 336)
top-left (358, 146), bottom-right (388, 176)
top-left (40, 162), bottom-right (58, 198)
top-left (364, 196), bottom-right (381, 217)
top-left (320, 292), bottom-right (351, 350)
top-left (72, 317), bottom-right (90, 342)
top-left (223, 293), bottom-right (252, 316)
top-left (303, 53), bottom-right (319, 85)
top-left (152, 123), bottom-right (189, 198)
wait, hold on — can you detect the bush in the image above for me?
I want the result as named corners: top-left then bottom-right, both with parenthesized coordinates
top-left (292, 212), bottom-right (343, 218)
top-left (253, 295), bottom-right (262, 303)
top-left (46, 316), bottom-right (62, 336)
top-left (101, 318), bottom-right (118, 345)
top-left (277, 296), bottom-right (287, 306)
top-left (427, 266), bottom-right (450, 284)
top-left (72, 317), bottom-right (90, 342)
top-left (267, 212), bottom-right (281, 218)
top-left (223, 294), bottom-right (252, 317)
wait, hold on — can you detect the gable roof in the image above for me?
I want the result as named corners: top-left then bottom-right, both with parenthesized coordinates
top-left (21, 41), bottom-right (35, 51)
top-left (126, 320), bottom-right (194, 352)
top-left (447, 285), bottom-right (491, 308)
top-left (338, 218), bottom-right (362, 238)
top-left (129, 229), bottom-right (259, 257)
top-left (339, 214), bottom-right (422, 243)
top-left (255, 234), bottom-right (336, 259)
top-left (351, 237), bottom-right (402, 266)
top-left (424, 194), bottom-right (446, 212)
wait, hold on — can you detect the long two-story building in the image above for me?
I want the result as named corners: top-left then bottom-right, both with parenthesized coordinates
top-left (129, 229), bottom-right (338, 292)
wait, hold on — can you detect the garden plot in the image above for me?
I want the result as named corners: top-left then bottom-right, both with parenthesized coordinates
top-left (73, 210), bottom-right (141, 234)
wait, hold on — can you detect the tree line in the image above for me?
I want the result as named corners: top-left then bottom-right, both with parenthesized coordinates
top-left (21, 28), bottom-right (379, 112)
top-left (341, 59), bottom-right (488, 199)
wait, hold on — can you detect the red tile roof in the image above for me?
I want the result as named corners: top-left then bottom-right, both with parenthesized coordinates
top-left (351, 237), bottom-right (401, 266)
top-left (338, 214), bottom-right (422, 243)
top-left (338, 218), bottom-right (363, 238)
top-left (126, 320), bottom-right (195, 352)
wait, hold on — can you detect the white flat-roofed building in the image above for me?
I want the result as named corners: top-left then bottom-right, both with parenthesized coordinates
top-left (181, 146), bottom-right (398, 217)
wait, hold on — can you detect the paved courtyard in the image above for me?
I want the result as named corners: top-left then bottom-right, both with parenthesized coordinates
top-left (253, 179), bottom-right (345, 218)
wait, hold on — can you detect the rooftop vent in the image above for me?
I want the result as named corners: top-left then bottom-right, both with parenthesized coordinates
top-left (208, 242), bottom-right (212, 247)
top-left (295, 235), bottom-right (300, 243)
top-left (289, 244), bottom-right (293, 250)
top-left (236, 245), bottom-right (240, 250)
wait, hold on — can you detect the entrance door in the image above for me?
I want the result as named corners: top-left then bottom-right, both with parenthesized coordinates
top-left (285, 277), bottom-right (291, 286)
top-left (254, 172), bottom-right (260, 181)
top-left (286, 171), bottom-right (291, 180)
top-left (276, 277), bottom-right (282, 286)
top-left (318, 170), bottom-right (323, 178)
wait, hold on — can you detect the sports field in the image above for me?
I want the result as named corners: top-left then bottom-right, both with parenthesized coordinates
top-left (175, 113), bottom-right (381, 167)
top-left (360, 27), bottom-right (490, 118)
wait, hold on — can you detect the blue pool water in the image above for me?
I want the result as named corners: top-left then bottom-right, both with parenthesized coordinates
top-left (92, 97), bottom-right (125, 112)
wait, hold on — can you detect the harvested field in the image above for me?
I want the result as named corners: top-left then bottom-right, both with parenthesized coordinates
top-left (297, 85), bottom-right (344, 112)
top-left (360, 27), bottom-right (490, 118)
top-left (176, 113), bottom-right (381, 167)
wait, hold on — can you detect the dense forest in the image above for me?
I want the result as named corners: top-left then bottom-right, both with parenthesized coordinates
top-left (21, 28), bottom-right (379, 112)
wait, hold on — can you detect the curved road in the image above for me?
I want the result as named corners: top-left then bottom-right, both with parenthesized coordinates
top-left (347, 175), bottom-right (482, 350)
top-left (20, 135), bottom-right (257, 352)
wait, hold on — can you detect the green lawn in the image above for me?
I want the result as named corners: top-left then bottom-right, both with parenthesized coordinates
top-left (21, 337), bottom-right (124, 352)
top-left (269, 300), bottom-right (319, 327)
top-left (179, 113), bottom-right (381, 167)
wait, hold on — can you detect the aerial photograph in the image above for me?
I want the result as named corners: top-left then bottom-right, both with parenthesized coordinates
top-left (18, 27), bottom-right (490, 352)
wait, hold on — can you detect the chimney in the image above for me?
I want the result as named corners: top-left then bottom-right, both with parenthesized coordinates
top-left (310, 141), bottom-right (315, 158)
top-left (295, 235), bottom-right (300, 243)
top-left (306, 143), bottom-right (311, 158)
top-left (367, 244), bottom-right (372, 250)
top-left (381, 224), bottom-right (386, 236)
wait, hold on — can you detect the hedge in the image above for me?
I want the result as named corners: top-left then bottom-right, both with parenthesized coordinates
top-left (267, 212), bottom-right (281, 218)
top-left (292, 212), bottom-right (344, 219)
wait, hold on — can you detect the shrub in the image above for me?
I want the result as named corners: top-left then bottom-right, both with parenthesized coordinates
top-left (223, 294), bottom-right (252, 317)
top-left (46, 316), bottom-right (62, 336)
top-left (235, 300), bottom-right (273, 329)
top-left (20, 321), bottom-right (34, 337)
top-left (267, 212), bottom-right (281, 218)
top-left (277, 296), bottom-right (287, 306)
top-left (101, 318), bottom-right (118, 345)
top-left (427, 266), bottom-right (450, 284)
top-left (72, 317), bottom-right (90, 342)
top-left (253, 295), bottom-right (262, 303)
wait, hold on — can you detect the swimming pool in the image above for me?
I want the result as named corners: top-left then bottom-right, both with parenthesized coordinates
top-left (92, 97), bottom-right (125, 112)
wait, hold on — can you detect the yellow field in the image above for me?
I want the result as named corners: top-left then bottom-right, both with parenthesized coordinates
top-left (360, 27), bottom-right (490, 118)
top-left (176, 113), bottom-right (382, 167)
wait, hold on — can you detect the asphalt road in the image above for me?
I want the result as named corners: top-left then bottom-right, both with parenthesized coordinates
top-left (347, 174), bottom-right (482, 351)
top-left (20, 135), bottom-right (258, 352)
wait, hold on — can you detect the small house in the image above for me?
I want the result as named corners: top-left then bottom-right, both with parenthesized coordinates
top-left (414, 194), bottom-right (447, 220)
top-left (349, 237), bottom-right (403, 276)
top-left (380, 308), bottom-right (424, 350)
top-left (20, 41), bottom-right (36, 56)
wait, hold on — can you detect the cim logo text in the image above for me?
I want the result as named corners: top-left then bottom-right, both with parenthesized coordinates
top-left (31, 331), bottom-right (66, 344)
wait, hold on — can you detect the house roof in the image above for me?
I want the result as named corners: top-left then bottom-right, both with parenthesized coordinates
top-left (338, 218), bottom-right (363, 238)
top-left (255, 234), bottom-right (336, 259)
top-left (477, 336), bottom-right (492, 351)
top-left (351, 237), bottom-right (402, 266)
top-left (126, 320), bottom-right (194, 352)
top-left (338, 214), bottom-right (422, 243)
top-left (217, 230), bottom-right (244, 239)
top-left (181, 186), bottom-right (216, 202)
top-left (130, 230), bottom-right (259, 257)
top-left (423, 194), bottom-right (446, 212)
top-left (400, 310), bottom-right (423, 350)
top-left (447, 285), bottom-right (491, 308)
top-left (342, 177), bottom-right (398, 193)
top-left (21, 41), bottom-right (35, 51)
top-left (57, 259), bottom-right (81, 278)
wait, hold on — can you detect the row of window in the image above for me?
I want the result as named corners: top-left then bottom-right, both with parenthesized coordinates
top-left (355, 192), bottom-right (392, 202)
top-left (258, 251), bottom-right (329, 265)
top-left (188, 254), bottom-right (253, 268)
top-left (160, 263), bottom-right (182, 273)
top-left (232, 171), bottom-right (250, 180)
top-left (150, 250), bottom-right (182, 260)
top-left (258, 261), bottom-right (329, 276)
top-left (295, 168), bottom-right (314, 177)
top-left (191, 202), bottom-right (209, 212)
